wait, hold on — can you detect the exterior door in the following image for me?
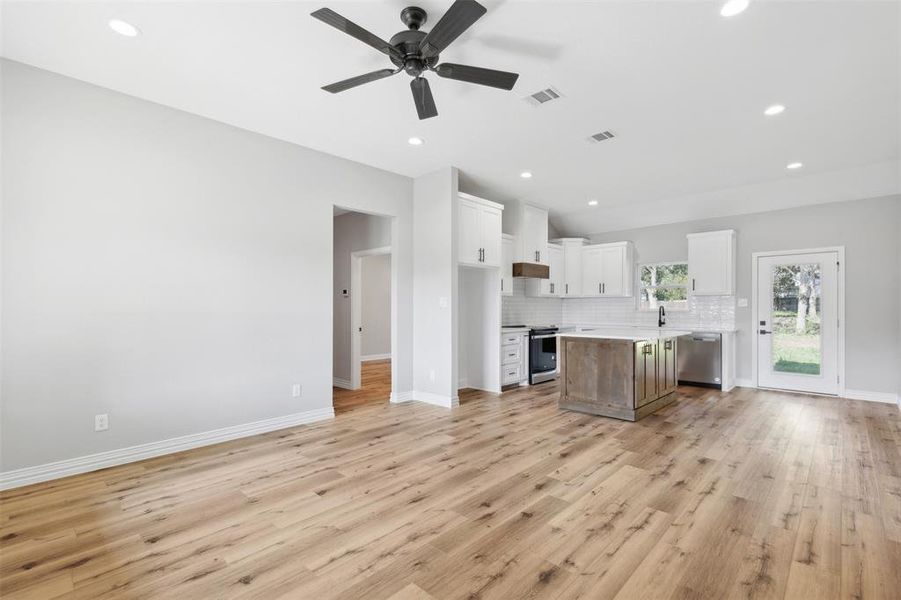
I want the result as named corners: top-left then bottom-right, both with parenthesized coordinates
top-left (756, 251), bottom-right (839, 395)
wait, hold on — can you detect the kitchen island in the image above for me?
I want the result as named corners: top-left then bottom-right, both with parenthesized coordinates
top-left (558, 329), bottom-right (690, 421)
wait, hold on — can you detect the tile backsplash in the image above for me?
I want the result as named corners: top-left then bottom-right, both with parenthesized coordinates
top-left (502, 279), bottom-right (735, 330)
top-left (501, 279), bottom-right (563, 326)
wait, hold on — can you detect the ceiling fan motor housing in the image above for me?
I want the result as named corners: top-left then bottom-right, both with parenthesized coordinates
top-left (388, 27), bottom-right (438, 76)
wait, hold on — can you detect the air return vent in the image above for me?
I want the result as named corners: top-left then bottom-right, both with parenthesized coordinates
top-left (590, 130), bottom-right (616, 142)
top-left (524, 86), bottom-right (562, 106)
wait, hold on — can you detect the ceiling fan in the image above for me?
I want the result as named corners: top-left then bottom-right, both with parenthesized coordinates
top-left (311, 0), bottom-right (520, 120)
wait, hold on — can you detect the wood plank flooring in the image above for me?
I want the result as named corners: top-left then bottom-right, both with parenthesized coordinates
top-left (2, 378), bottom-right (900, 599)
top-left (332, 360), bottom-right (391, 414)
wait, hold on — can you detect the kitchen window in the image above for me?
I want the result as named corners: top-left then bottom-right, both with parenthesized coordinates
top-left (640, 262), bottom-right (689, 311)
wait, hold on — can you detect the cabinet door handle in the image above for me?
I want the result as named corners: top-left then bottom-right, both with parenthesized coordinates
top-left (664, 340), bottom-right (673, 350)
top-left (598, 283), bottom-right (601, 294)
top-left (565, 283), bottom-right (569, 295)
top-left (602, 283), bottom-right (606, 294)
top-left (692, 278), bottom-right (696, 291)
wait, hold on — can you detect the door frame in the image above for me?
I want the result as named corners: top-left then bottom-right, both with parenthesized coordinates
top-left (350, 246), bottom-right (391, 390)
top-left (751, 246), bottom-right (845, 396)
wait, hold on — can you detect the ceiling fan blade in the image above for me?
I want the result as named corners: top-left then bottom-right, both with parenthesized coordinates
top-left (410, 77), bottom-right (438, 120)
top-left (419, 0), bottom-right (487, 59)
top-left (433, 63), bottom-right (519, 90)
top-left (322, 69), bottom-right (398, 94)
top-left (311, 8), bottom-right (403, 62)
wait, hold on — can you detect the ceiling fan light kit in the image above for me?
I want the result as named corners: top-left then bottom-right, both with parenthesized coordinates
top-left (311, 0), bottom-right (520, 120)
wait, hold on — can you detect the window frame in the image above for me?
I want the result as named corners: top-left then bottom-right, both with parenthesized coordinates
top-left (639, 261), bottom-right (690, 312)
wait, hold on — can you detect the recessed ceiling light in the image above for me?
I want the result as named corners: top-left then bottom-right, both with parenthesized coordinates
top-left (109, 19), bottom-right (140, 37)
top-left (588, 199), bottom-right (599, 206)
top-left (764, 104), bottom-right (786, 116)
top-left (407, 137), bottom-right (424, 146)
top-left (720, 0), bottom-right (749, 17)
top-left (520, 171), bottom-right (533, 179)
top-left (786, 162), bottom-right (803, 170)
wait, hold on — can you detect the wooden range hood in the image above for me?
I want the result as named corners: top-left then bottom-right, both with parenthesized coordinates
top-left (512, 262), bottom-right (550, 279)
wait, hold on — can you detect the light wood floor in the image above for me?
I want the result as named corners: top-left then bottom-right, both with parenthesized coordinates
top-left (2, 378), bottom-right (900, 600)
top-left (332, 359), bottom-right (391, 414)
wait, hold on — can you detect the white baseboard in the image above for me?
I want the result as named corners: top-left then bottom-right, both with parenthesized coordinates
top-left (361, 354), bottom-right (391, 362)
top-left (735, 378), bottom-right (756, 388)
top-left (390, 391), bottom-right (413, 403)
top-left (332, 377), bottom-right (353, 390)
top-left (0, 406), bottom-right (335, 491)
top-left (412, 391), bottom-right (459, 409)
top-left (843, 389), bottom-right (900, 405)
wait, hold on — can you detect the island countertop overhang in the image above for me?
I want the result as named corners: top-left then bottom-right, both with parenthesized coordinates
top-left (558, 329), bottom-right (692, 342)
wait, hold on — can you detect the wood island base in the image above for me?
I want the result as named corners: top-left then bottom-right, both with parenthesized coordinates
top-left (558, 334), bottom-right (681, 422)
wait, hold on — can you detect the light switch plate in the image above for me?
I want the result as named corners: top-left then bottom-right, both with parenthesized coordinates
top-left (438, 297), bottom-right (448, 308)
top-left (737, 298), bottom-right (749, 308)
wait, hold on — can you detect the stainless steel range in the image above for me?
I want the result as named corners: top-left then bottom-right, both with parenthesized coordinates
top-left (528, 326), bottom-right (559, 384)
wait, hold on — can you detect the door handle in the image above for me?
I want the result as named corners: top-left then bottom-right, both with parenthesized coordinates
top-left (759, 330), bottom-right (772, 335)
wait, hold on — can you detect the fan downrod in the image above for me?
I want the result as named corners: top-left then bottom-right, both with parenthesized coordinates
top-left (400, 6), bottom-right (427, 30)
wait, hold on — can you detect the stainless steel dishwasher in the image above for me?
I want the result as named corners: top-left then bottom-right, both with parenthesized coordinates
top-left (677, 332), bottom-right (722, 388)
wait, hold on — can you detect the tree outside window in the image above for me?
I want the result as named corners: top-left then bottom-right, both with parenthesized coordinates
top-left (640, 263), bottom-right (689, 311)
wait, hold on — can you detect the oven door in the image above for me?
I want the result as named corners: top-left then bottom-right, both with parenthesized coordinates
top-left (530, 334), bottom-right (558, 383)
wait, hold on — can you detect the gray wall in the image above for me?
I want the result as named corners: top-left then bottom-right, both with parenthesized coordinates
top-left (588, 195), bottom-right (901, 395)
top-left (1, 61), bottom-right (414, 471)
top-left (332, 212), bottom-right (391, 381)
top-left (361, 254), bottom-right (391, 358)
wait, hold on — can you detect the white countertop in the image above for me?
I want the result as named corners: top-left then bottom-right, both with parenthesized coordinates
top-left (569, 323), bottom-right (737, 334)
top-left (501, 326), bottom-right (530, 334)
top-left (559, 328), bottom-right (692, 341)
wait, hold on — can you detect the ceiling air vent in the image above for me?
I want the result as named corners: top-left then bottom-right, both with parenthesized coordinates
top-left (590, 130), bottom-right (616, 142)
top-left (524, 86), bottom-right (562, 106)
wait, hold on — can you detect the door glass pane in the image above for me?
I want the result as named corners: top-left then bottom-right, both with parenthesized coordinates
top-left (771, 263), bottom-right (822, 375)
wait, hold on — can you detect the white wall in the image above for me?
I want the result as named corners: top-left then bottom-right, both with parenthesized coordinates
top-left (361, 254), bottom-right (391, 358)
top-left (332, 212), bottom-right (391, 382)
top-left (1, 61), bottom-right (414, 472)
top-left (586, 195), bottom-right (901, 395)
top-left (411, 167), bottom-right (458, 406)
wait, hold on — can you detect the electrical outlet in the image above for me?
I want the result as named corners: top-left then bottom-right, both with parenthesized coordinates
top-left (94, 413), bottom-right (109, 432)
top-left (292, 383), bottom-right (302, 398)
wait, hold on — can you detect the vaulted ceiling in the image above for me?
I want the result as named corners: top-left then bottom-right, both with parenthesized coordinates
top-left (3, 1), bottom-right (899, 233)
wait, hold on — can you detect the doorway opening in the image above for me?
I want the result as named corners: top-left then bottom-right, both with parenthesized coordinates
top-left (332, 207), bottom-right (394, 413)
top-left (752, 247), bottom-right (845, 396)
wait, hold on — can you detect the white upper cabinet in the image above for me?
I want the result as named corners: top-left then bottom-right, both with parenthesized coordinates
top-left (525, 244), bottom-right (563, 297)
top-left (458, 193), bottom-right (504, 268)
top-left (687, 230), bottom-right (735, 295)
top-left (581, 242), bottom-right (634, 297)
top-left (520, 204), bottom-right (549, 265)
top-left (501, 234), bottom-right (514, 296)
top-left (558, 238), bottom-right (587, 297)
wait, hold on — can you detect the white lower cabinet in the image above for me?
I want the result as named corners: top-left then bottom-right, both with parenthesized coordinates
top-left (501, 331), bottom-right (528, 386)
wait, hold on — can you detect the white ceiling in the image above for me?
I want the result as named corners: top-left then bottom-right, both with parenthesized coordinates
top-left (3, 1), bottom-right (899, 233)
